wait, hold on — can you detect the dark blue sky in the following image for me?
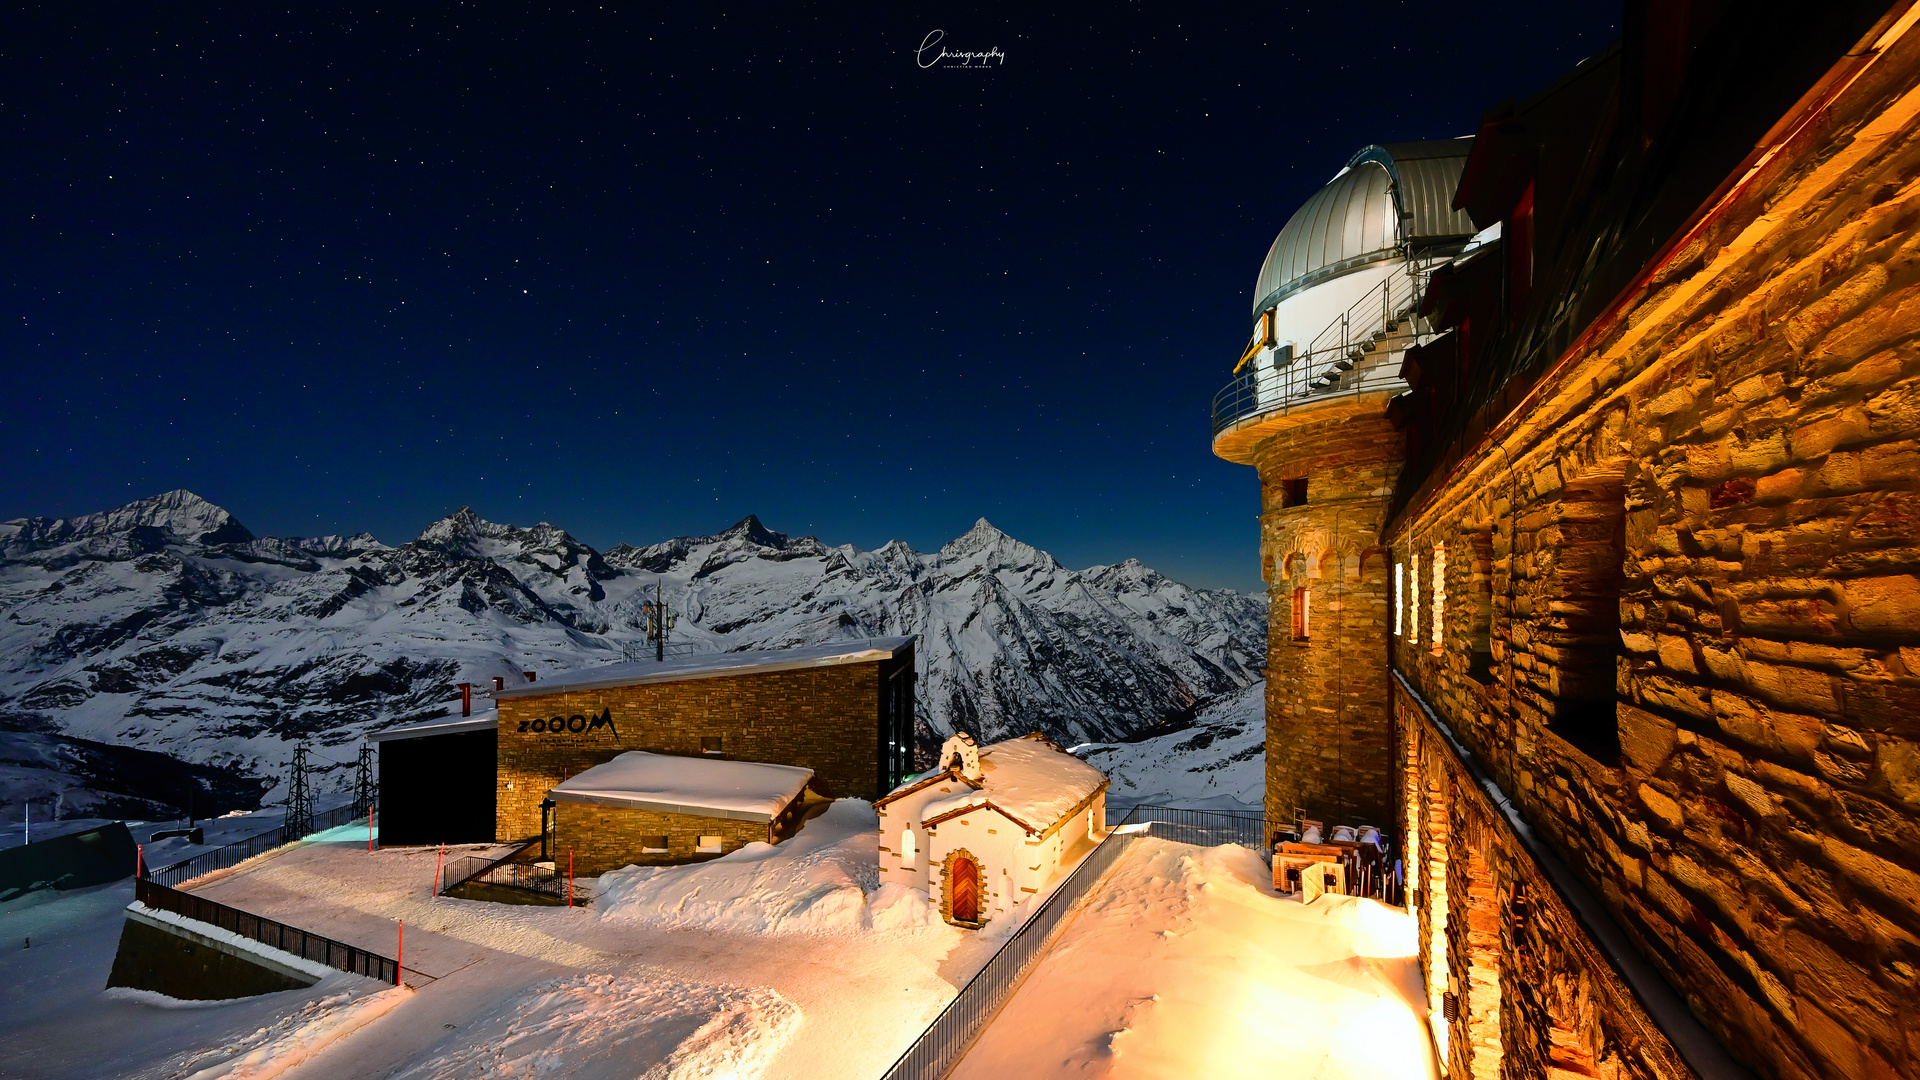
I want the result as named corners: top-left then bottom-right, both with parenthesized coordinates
top-left (3, 3), bottom-right (1617, 590)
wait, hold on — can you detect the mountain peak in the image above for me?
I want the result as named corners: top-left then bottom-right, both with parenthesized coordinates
top-left (717, 514), bottom-right (789, 549)
top-left (938, 517), bottom-right (1057, 571)
top-left (1, 489), bottom-right (254, 549)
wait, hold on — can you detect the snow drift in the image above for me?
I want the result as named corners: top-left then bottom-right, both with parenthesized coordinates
top-left (595, 800), bottom-right (943, 936)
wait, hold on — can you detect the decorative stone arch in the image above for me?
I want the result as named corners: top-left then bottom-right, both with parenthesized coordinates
top-left (1300, 543), bottom-right (1325, 579)
top-left (939, 847), bottom-right (987, 928)
top-left (1281, 550), bottom-right (1306, 580)
top-left (1360, 544), bottom-right (1391, 579)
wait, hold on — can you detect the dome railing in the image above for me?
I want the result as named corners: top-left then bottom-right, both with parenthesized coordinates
top-left (1211, 259), bottom-right (1434, 438)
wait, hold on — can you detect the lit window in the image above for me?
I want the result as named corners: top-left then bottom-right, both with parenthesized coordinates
top-left (901, 829), bottom-right (917, 866)
top-left (641, 835), bottom-right (669, 853)
top-left (1408, 560), bottom-right (1421, 644)
top-left (1394, 563), bottom-right (1404, 636)
top-left (696, 835), bottom-right (723, 854)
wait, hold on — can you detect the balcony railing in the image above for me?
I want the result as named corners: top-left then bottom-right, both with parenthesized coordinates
top-left (1212, 261), bottom-right (1432, 438)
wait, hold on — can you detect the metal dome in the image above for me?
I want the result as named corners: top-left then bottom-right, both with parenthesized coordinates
top-left (1252, 161), bottom-right (1396, 317)
top-left (1252, 140), bottom-right (1477, 317)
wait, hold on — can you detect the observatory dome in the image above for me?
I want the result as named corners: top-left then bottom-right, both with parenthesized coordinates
top-left (1251, 141), bottom-right (1477, 318)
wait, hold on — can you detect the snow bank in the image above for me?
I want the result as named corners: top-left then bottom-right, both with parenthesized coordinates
top-left (948, 837), bottom-right (1435, 1080)
top-left (175, 983), bottom-right (408, 1080)
top-left (597, 799), bottom-right (943, 937)
top-left (387, 973), bottom-right (801, 1080)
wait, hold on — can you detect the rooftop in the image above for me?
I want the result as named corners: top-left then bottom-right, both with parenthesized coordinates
top-left (909, 734), bottom-right (1108, 833)
top-left (549, 750), bottom-right (814, 821)
top-left (495, 636), bottom-right (914, 700)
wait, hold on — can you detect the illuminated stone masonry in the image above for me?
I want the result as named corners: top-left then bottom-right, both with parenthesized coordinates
top-left (1386, 15), bottom-right (1920, 1080)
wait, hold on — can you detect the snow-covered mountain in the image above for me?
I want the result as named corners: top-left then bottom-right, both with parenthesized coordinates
top-left (0, 491), bottom-right (1265, 816)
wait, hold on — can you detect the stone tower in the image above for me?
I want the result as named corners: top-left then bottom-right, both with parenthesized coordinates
top-left (1209, 141), bottom-right (1477, 831)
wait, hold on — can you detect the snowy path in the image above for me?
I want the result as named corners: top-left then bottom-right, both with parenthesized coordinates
top-left (947, 838), bottom-right (1439, 1080)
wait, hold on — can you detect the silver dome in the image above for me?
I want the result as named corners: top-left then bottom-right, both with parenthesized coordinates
top-left (1252, 140), bottom-right (1476, 317)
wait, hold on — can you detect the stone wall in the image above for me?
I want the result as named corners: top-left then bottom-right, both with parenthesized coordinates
top-left (1253, 404), bottom-right (1403, 830)
top-left (551, 801), bottom-right (775, 877)
top-left (1389, 26), bottom-right (1920, 1080)
top-left (1397, 690), bottom-right (1705, 1080)
top-left (496, 662), bottom-right (883, 841)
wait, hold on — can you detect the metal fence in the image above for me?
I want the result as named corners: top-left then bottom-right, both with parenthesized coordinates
top-left (876, 804), bottom-right (1272, 1080)
top-left (439, 838), bottom-right (563, 899)
top-left (144, 799), bottom-right (373, 889)
top-left (135, 876), bottom-right (398, 984)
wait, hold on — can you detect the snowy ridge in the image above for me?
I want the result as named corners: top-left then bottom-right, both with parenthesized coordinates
top-left (0, 492), bottom-right (1266, 809)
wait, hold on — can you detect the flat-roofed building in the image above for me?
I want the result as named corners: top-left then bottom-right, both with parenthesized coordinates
top-left (492, 637), bottom-right (916, 842)
top-left (550, 751), bottom-right (815, 874)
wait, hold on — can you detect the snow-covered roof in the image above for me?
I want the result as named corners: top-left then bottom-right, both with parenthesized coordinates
top-left (366, 713), bottom-right (497, 742)
top-left (915, 734), bottom-right (1107, 834)
top-left (549, 751), bottom-right (813, 822)
top-left (496, 637), bottom-right (914, 699)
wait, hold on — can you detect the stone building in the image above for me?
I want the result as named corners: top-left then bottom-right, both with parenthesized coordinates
top-left (548, 751), bottom-right (815, 875)
top-left (491, 637), bottom-right (915, 843)
top-left (1211, 4), bottom-right (1920, 1079)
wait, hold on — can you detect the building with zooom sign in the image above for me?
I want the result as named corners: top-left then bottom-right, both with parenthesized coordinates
top-left (373, 637), bottom-right (916, 866)
top-left (1211, 4), bottom-right (1920, 1079)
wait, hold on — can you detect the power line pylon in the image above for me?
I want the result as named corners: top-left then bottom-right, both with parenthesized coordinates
top-left (285, 743), bottom-right (314, 839)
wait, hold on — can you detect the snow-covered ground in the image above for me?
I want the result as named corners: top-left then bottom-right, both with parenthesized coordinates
top-left (595, 800), bottom-right (943, 935)
top-left (1073, 681), bottom-right (1265, 814)
top-left (948, 837), bottom-right (1437, 1080)
top-left (0, 801), bottom-right (1058, 1079)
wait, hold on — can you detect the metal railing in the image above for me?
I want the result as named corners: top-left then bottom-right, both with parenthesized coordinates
top-left (1212, 261), bottom-right (1433, 437)
top-left (144, 799), bottom-right (373, 889)
top-left (135, 876), bottom-right (398, 985)
top-left (438, 838), bottom-right (571, 900)
top-left (878, 804), bottom-right (1277, 1080)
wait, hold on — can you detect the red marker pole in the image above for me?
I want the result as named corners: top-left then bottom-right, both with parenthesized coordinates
top-left (567, 850), bottom-right (574, 908)
top-left (434, 842), bottom-right (445, 896)
top-left (396, 920), bottom-right (403, 987)
top-left (136, 843), bottom-right (144, 879)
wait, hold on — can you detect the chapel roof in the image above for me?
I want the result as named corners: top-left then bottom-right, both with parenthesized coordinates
top-left (895, 733), bottom-right (1107, 834)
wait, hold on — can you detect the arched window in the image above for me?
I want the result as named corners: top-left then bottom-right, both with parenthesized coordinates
top-left (901, 829), bottom-right (917, 866)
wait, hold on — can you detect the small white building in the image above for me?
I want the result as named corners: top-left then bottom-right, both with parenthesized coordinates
top-left (875, 732), bottom-right (1108, 928)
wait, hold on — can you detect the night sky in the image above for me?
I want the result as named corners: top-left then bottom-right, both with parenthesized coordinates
top-left (4, 3), bottom-right (1618, 590)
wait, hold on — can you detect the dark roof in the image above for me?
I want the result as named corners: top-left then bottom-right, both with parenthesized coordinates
top-left (494, 636), bottom-right (915, 699)
top-left (366, 715), bottom-right (497, 742)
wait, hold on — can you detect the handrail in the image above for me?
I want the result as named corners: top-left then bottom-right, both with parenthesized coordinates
top-left (439, 837), bottom-right (543, 895)
top-left (134, 876), bottom-right (400, 985)
top-left (1214, 257), bottom-right (1435, 437)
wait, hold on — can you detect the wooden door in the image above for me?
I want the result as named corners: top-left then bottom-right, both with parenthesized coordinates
top-left (950, 856), bottom-right (979, 923)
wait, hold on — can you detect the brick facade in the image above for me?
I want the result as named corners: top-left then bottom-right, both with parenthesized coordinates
top-left (1250, 404), bottom-right (1403, 830)
top-left (496, 661), bottom-right (888, 842)
top-left (552, 802), bottom-right (779, 877)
